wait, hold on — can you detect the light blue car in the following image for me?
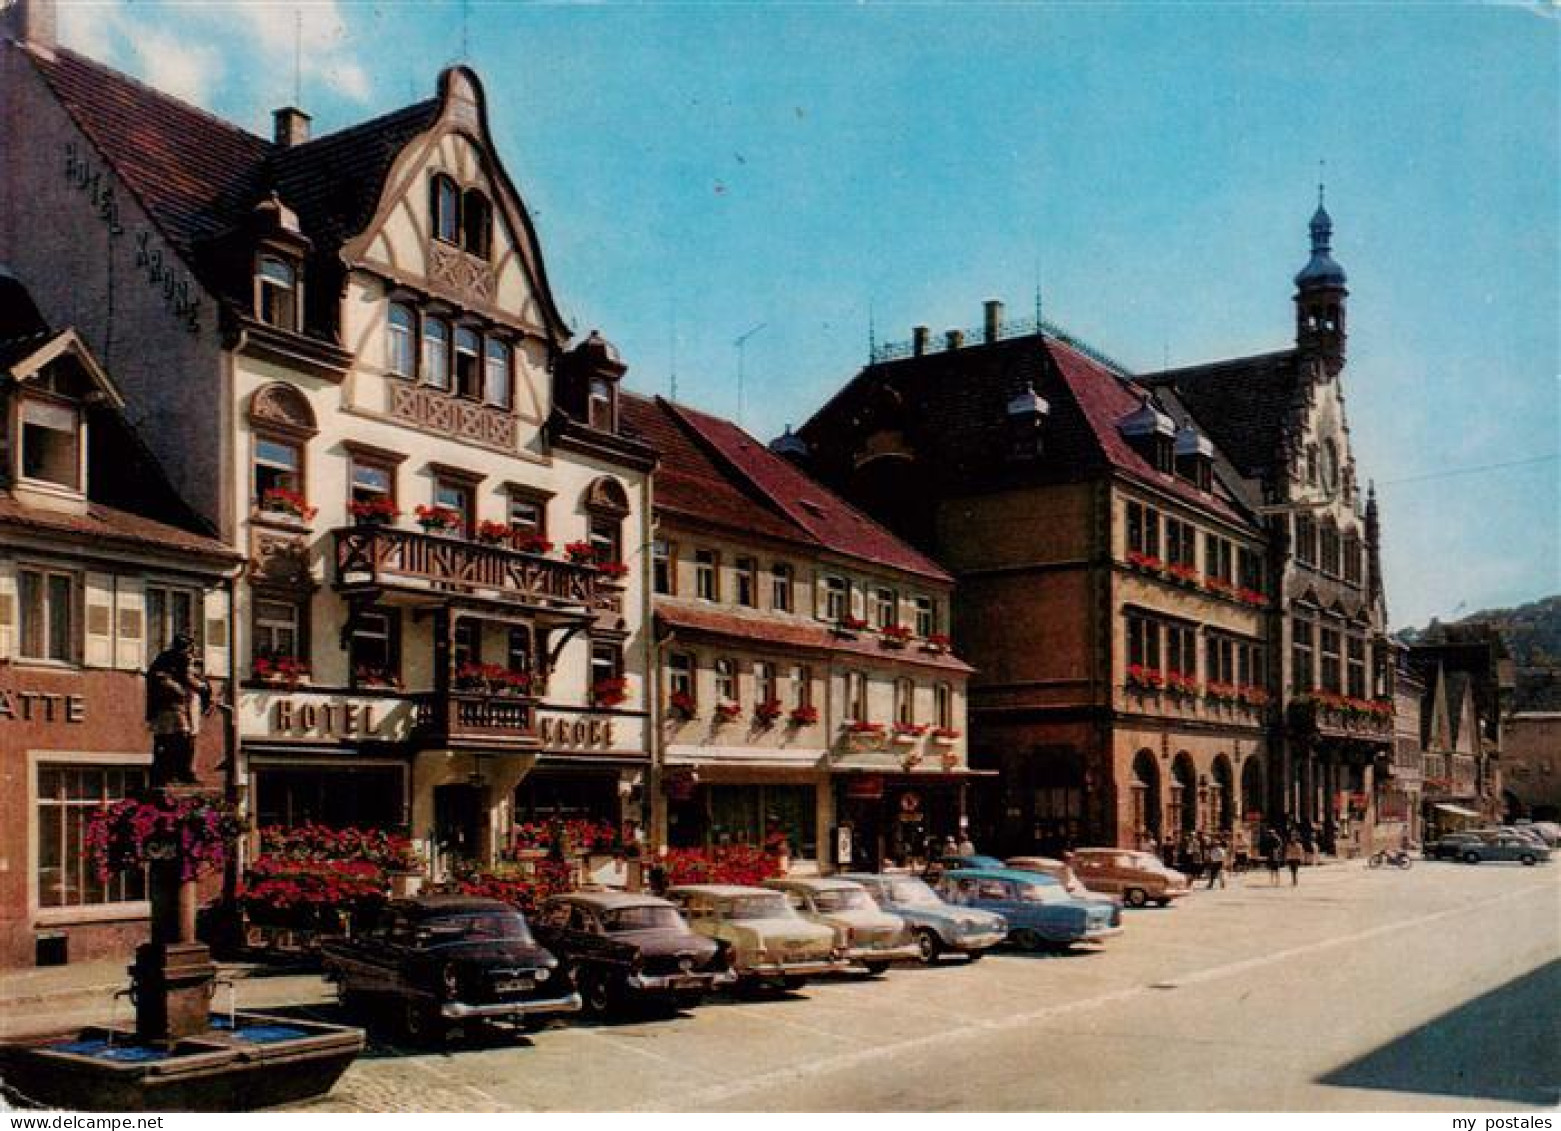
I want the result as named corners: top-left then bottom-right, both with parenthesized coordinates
top-left (937, 867), bottom-right (1122, 950)
top-left (840, 873), bottom-right (1008, 963)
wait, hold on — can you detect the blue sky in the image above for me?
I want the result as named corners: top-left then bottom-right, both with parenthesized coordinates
top-left (60, 1), bottom-right (1558, 630)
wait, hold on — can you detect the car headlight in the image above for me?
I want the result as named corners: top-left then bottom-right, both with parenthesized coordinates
top-left (534, 966), bottom-right (550, 983)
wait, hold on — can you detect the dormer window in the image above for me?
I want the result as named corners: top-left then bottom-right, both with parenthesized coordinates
top-left (256, 254), bottom-right (298, 330)
top-left (1118, 399), bottom-right (1175, 473)
top-left (19, 397), bottom-right (82, 491)
top-left (454, 326), bottom-right (482, 398)
top-left (432, 175), bottom-right (460, 244)
top-left (589, 376), bottom-right (616, 432)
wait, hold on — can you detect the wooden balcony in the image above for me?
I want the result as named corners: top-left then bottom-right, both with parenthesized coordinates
top-left (333, 525), bottom-right (599, 613)
top-left (412, 691), bottom-right (539, 749)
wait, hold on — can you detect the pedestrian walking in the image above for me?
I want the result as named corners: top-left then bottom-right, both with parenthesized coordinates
top-left (1262, 827), bottom-right (1283, 886)
top-left (1284, 836), bottom-right (1304, 886)
top-left (1206, 839), bottom-right (1227, 889)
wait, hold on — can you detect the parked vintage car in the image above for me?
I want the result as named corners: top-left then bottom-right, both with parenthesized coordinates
top-left (938, 868), bottom-right (1122, 949)
top-left (320, 895), bottom-right (579, 1043)
top-left (1068, 848), bottom-right (1192, 907)
top-left (840, 872), bottom-right (1008, 963)
top-left (1426, 832), bottom-right (1487, 860)
top-left (666, 884), bottom-right (845, 991)
top-left (763, 877), bottom-right (921, 974)
top-left (532, 892), bottom-right (736, 1015)
top-left (1005, 856), bottom-right (1091, 897)
top-left (1452, 833), bottom-right (1551, 866)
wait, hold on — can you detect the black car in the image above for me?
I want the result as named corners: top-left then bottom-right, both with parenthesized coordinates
top-left (320, 895), bottom-right (580, 1042)
top-left (532, 892), bottom-right (735, 1016)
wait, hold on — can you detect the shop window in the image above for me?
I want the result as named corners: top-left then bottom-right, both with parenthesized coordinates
top-left (824, 576), bottom-right (848, 622)
top-left (145, 584), bottom-right (198, 664)
top-left (735, 557), bottom-right (758, 608)
top-left (19, 397), bottom-right (81, 490)
top-left (422, 317), bottom-right (451, 390)
top-left (462, 188), bottom-right (492, 258)
top-left (792, 664), bottom-right (812, 710)
top-left (253, 597), bottom-right (305, 666)
top-left (695, 550), bottom-right (719, 602)
top-left (454, 326), bottom-right (483, 399)
top-left (349, 608), bottom-right (400, 687)
top-left (386, 303), bottom-right (417, 378)
top-left (874, 587), bottom-right (898, 630)
top-left (894, 678), bottom-right (915, 726)
top-left (431, 174), bottom-right (460, 244)
top-left (913, 596), bottom-right (936, 638)
top-left (708, 783), bottom-right (817, 860)
top-left (668, 652), bottom-right (695, 699)
top-left (715, 658), bottom-right (738, 703)
top-left (771, 563), bottom-right (793, 612)
top-left (18, 567), bottom-right (75, 663)
top-left (256, 254), bottom-right (298, 330)
top-left (255, 764), bottom-right (406, 831)
top-left (37, 764), bottom-right (149, 908)
top-left (935, 683), bottom-right (953, 730)
top-left (485, 339), bottom-right (512, 408)
top-left (653, 539), bottom-right (675, 595)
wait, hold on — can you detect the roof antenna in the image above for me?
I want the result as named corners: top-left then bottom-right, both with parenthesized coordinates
top-left (734, 322), bottom-right (766, 428)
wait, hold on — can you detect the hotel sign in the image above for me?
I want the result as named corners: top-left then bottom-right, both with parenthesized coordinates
top-left (271, 699), bottom-right (379, 738)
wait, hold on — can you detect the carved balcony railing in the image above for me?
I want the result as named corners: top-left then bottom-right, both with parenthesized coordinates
top-left (1287, 695), bottom-right (1395, 742)
top-left (412, 691), bottom-right (538, 749)
top-left (333, 525), bottom-right (599, 612)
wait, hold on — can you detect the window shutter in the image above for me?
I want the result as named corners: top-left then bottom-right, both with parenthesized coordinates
top-left (82, 572), bottom-right (115, 668)
top-left (0, 560), bottom-right (14, 659)
top-left (204, 586), bottom-right (229, 678)
top-left (114, 577), bottom-right (144, 671)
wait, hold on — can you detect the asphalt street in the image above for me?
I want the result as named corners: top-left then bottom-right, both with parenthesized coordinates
top-left (243, 858), bottom-right (1560, 1113)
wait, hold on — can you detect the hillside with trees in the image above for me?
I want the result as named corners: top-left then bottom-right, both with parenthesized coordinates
top-left (1402, 595), bottom-right (1561, 712)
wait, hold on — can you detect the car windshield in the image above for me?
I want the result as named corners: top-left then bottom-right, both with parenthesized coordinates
top-left (600, 905), bottom-right (685, 932)
top-left (419, 912), bottom-right (531, 944)
top-left (812, 887), bottom-right (872, 912)
top-left (886, 879), bottom-right (944, 907)
top-left (725, 894), bottom-right (795, 920)
top-left (1015, 883), bottom-right (1068, 904)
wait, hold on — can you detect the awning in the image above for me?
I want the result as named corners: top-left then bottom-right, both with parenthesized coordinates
top-left (1433, 803), bottom-right (1482, 818)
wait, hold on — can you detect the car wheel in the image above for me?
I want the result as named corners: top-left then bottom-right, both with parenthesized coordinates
top-left (1520, 854), bottom-right (1537, 866)
top-left (1462, 851), bottom-right (1481, 865)
top-left (779, 975), bottom-right (808, 992)
top-left (1124, 887), bottom-right (1149, 908)
top-left (401, 998), bottom-right (444, 1045)
top-left (914, 928), bottom-right (943, 964)
top-left (862, 960), bottom-right (890, 977)
top-left (582, 972), bottom-right (615, 1017)
top-left (1011, 927), bottom-right (1044, 950)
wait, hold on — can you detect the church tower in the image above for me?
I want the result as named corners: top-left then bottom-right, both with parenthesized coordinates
top-left (1294, 189), bottom-right (1348, 377)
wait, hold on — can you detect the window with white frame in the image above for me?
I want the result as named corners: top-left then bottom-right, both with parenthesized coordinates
top-left (256, 255), bottom-right (298, 330)
top-left (350, 608), bottom-right (399, 687)
top-left (652, 539), bottom-right (674, 595)
top-left (18, 567), bottom-right (74, 663)
top-left (38, 763), bottom-right (149, 908)
top-left (253, 597), bottom-right (303, 664)
top-left (894, 678), bottom-right (915, 725)
top-left (714, 658), bottom-right (738, 703)
top-left (19, 398), bottom-right (81, 490)
top-left (824, 576), bottom-right (848, 622)
top-left (695, 550), bottom-right (719, 602)
top-left (507, 491), bottom-right (546, 541)
top-left (913, 596), bottom-right (935, 638)
top-left (755, 661), bottom-right (777, 707)
top-left (668, 652), bottom-right (694, 699)
top-left (1292, 619), bottom-right (1315, 694)
top-left (792, 664), bottom-right (813, 709)
top-left (588, 377), bottom-right (616, 432)
top-left (386, 304), bottom-right (416, 378)
top-left (935, 683), bottom-right (953, 730)
top-left (145, 584), bottom-right (199, 664)
top-left (588, 514), bottom-right (621, 566)
top-left (252, 435), bottom-right (301, 506)
top-left (845, 670), bottom-right (867, 720)
top-left (454, 326), bottom-right (483, 399)
top-left (771, 563), bottom-right (793, 612)
top-left (735, 557), bottom-right (758, 608)
top-left (874, 587), bottom-right (898, 630)
top-left (484, 339), bottom-right (512, 408)
top-left (422, 317), bottom-right (451, 390)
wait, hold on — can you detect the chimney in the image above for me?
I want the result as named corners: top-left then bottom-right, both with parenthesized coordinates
top-left (2, 0), bottom-right (57, 53)
top-left (984, 299), bottom-right (1004, 344)
top-left (945, 329), bottom-right (964, 351)
top-left (912, 326), bottom-right (929, 357)
top-left (273, 107), bottom-right (312, 148)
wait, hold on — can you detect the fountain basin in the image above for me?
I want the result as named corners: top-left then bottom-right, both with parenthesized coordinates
top-left (1, 1012), bottom-right (363, 1111)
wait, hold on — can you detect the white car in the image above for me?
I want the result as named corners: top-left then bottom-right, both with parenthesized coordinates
top-left (666, 884), bottom-right (845, 991)
top-left (763, 877), bottom-right (920, 974)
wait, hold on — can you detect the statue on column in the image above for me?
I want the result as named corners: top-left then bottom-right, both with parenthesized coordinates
top-left (145, 633), bottom-right (213, 787)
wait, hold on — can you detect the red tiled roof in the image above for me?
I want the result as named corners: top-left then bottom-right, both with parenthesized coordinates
top-left (0, 497), bottom-right (237, 561)
top-left (655, 602), bottom-right (974, 674)
top-left (623, 393), bottom-right (952, 582)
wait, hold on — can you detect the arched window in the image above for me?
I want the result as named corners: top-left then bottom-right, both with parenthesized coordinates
top-left (421, 317), bottom-right (450, 390)
top-left (462, 188), bottom-right (492, 257)
top-left (256, 255), bottom-right (298, 330)
top-left (431, 175), bottom-right (459, 244)
top-left (484, 338), bottom-right (512, 408)
top-left (386, 303), bottom-right (416, 378)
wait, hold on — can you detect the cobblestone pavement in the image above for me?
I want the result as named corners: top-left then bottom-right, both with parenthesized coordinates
top-left (263, 861), bottom-right (1559, 1112)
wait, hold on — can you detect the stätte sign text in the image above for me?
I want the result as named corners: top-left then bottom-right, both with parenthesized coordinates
top-left (0, 688), bottom-right (86, 723)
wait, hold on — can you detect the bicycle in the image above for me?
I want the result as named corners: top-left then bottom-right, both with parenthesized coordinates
top-left (1367, 848), bottom-right (1413, 869)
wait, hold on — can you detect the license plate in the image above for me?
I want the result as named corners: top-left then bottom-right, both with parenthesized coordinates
top-left (671, 975), bottom-right (704, 990)
top-left (494, 977), bottom-right (534, 994)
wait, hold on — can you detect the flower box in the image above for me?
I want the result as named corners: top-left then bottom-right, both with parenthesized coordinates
top-left (754, 699), bottom-right (784, 727)
top-left (253, 656), bottom-right (310, 688)
top-left (598, 561), bottom-right (630, 581)
top-left (1126, 551), bottom-right (1165, 573)
top-left (413, 504), bottom-right (462, 534)
top-left (475, 519), bottom-right (513, 545)
top-left (1236, 588), bottom-right (1267, 607)
top-left (259, 487), bottom-right (317, 522)
top-left (1166, 563), bottom-right (1200, 586)
top-left (1125, 664), bottom-right (1164, 692)
top-left (353, 665), bottom-right (401, 690)
top-left (515, 534), bottom-right (554, 555)
top-left (713, 700), bottom-right (742, 724)
top-left (892, 722), bottom-right (927, 743)
top-left (930, 727), bottom-right (961, 743)
top-left (922, 633), bottom-right (952, 654)
top-left (668, 691), bottom-right (698, 721)
top-left (592, 677), bottom-right (629, 708)
top-left (346, 497), bottom-right (399, 525)
top-left (880, 624), bottom-right (913, 648)
top-left (1165, 671), bottom-right (1201, 697)
top-left (88, 794), bottom-right (245, 884)
top-left (454, 662), bottom-right (532, 696)
top-left (1203, 576), bottom-right (1236, 598)
top-left (563, 541), bottom-right (597, 564)
top-left (788, 704), bottom-right (818, 728)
